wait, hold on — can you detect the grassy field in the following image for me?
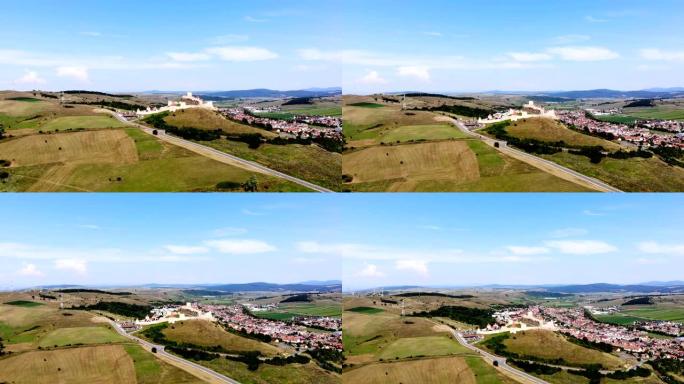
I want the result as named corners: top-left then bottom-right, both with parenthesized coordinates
top-left (379, 124), bottom-right (470, 143)
top-left (124, 344), bottom-right (206, 384)
top-left (344, 140), bottom-right (589, 192)
top-left (253, 302), bottom-right (342, 321)
top-left (621, 307), bottom-right (684, 323)
top-left (197, 139), bottom-right (340, 191)
top-left (505, 118), bottom-right (621, 150)
top-left (160, 320), bottom-right (281, 356)
top-left (378, 335), bottom-right (470, 359)
top-left (257, 105), bottom-right (342, 120)
top-left (626, 106), bottom-right (684, 121)
top-left (347, 102), bottom-right (384, 108)
top-left (541, 151), bottom-right (684, 192)
top-left (343, 356), bottom-right (492, 384)
top-left (0, 345), bottom-right (137, 384)
top-left (486, 330), bottom-right (624, 370)
top-left (164, 108), bottom-right (276, 138)
top-left (39, 115), bottom-right (128, 132)
top-left (38, 326), bottom-right (127, 348)
top-left (594, 314), bottom-right (648, 326)
top-left (4, 300), bottom-right (43, 307)
top-left (464, 355), bottom-right (519, 384)
top-left (594, 114), bottom-right (639, 125)
top-left (0, 129), bottom-right (306, 192)
top-left (200, 356), bottom-right (339, 384)
top-left (347, 307), bottom-right (384, 314)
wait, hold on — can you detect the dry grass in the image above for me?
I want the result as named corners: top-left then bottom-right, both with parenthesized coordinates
top-left (163, 320), bottom-right (281, 356)
top-left (164, 108), bottom-right (277, 138)
top-left (343, 141), bottom-right (479, 190)
top-left (343, 356), bottom-right (476, 384)
top-left (0, 345), bottom-right (137, 384)
top-left (506, 118), bottom-right (621, 150)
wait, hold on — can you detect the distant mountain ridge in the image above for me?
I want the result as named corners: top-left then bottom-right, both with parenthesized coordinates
top-left (351, 282), bottom-right (684, 294)
top-left (22, 281), bottom-right (341, 293)
top-left (141, 87), bottom-right (341, 100)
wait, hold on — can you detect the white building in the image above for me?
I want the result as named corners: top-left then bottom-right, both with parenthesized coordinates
top-left (478, 101), bottom-right (558, 124)
top-left (136, 92), bottom-right (216, 117)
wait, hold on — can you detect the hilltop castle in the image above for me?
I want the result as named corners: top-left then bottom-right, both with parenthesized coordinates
top-left (136, 92), bottom-right (216, 117)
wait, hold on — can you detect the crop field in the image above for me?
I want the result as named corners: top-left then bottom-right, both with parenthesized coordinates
top-left (38, 326), bottom-right (127, 348)
top-left (201, 357), bottom-right (339, 384)
top-left (541, 151), bottom-right (684, 192)
top-left (164, 108), bottom-right (276, 138)
top-left (594, 114), bottom-right (639, 125)
top-left (253, 302), bottom-right (342, 321)
top-left (626, 106), bottom-right (684, 121)
top-left (485, 330), bottom-right (624, 370)
top-left (160, 320), bottom-right (281, 356)
top-left (620, 307), bottom-right (684, 323)
top-left (379, 124), bottom-right (470, 142)
top-left (343, 140), bottom-right (588, 192)
top-left (343, 356), bottom-right (495, 384)
top-left (197, 139), bottom-right (340, 191)
top-left (257, 106), bottom-right (342, 120)
top-left (505, 118), bottom-right (621, 150)
top-left (377, 335), bottom-right (470, 359)
top-left (0, 129), bottom-right (304, 192)
top-left (594, 314), bottom-right (646, 326)
top-left (0, 345), bottom-right (137, 384)
top-left (39, 115), bottom-right (128, 132)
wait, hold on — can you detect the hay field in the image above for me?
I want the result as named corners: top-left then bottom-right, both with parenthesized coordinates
top-left (0, 345), bottom-right (137, 384)
top-left (343, 356), bottom-right (478, 384)
top-left (161, 320), bottom-right (281, 356)
top-left (38, 326), bottom-right (127, 348)
top-left (0, 129), bottom-right (306, 192)
top-left (39, 115), bottom-right (128, 132)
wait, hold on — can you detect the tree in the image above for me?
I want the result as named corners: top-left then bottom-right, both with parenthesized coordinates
top-left (0, 123), bottom-right (5, 139)
top-left (0, 336), bottom-right (5, 355)
top-left (242, 176), bottom-right (258, 192)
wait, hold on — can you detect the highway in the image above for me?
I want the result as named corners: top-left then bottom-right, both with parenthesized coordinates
top-left (450, 330), bottom-right (551, 384)
top-left (109, 320), bottom-right (241, 384)
top-left (111, 112), bottom-right (334, 193)
top-left (449, 118), bottom-right (623, 192)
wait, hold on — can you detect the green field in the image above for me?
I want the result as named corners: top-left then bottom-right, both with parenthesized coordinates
top-left (347, 307), bottom-right (384, 314)
top-left (621, 307), bottom-right (684, 323)
top-left (348, 102), bottom-right (384, 108)
top-left (541, 151), bottom-right (684, 192)
top-left (377, 335), bottom-right (469, 359)
top-left (39, 115), bottom-right (128, 132)
top-left (197, 139), bottom-right (340, 191)
top-left (124, 344), bottom-right (206, 384)
top-left (38, 326), bottom-right (127, 348)
top-left (257, 106), bottom-right (342, 120)
top-left (595, 314), bottom-right (647, 326)
top-left (200, 356), bottom-right (339, 384)
top-left (4, 300), bottom-right (43, 307)
top-left (626, 107), bottom-right (684, 121)
top-left (594, 114), bottom-right (639, 125)
top-left (254, 303), bottom-right (342, 321)
top-left (380, 124), bottom-right (470, 142)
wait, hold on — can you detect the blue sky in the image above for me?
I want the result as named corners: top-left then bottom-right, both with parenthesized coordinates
top-left (0, 194), bottom-right (341, 289)
top-left (336, 0), bottom-right (684, 93)
top-left (332, 194), bottom-right (684, 290)
top-left (0, 0), bottom-right (341, 92)
top-left (3, 194), bottom-right (681, 290)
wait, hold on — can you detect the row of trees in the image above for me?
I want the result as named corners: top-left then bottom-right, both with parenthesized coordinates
top-left (70, 301), bottom-right (151, 319)
top-left (412, 305), bottom-right (494, 328)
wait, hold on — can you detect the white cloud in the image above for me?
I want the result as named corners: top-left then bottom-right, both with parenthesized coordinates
top-left (547, 46), bottom-right (619, 61)
top-left (78, 224), bottom-right (100, 230)
top-left (395, 260), bottom-right (429, 277)
top-left (582, 209), bottom-right (606, 216)
top-left (54, 259), bottom-right (87, 274)
top-left (244, 16), bottom-right (268, 23)
top-left (550, 228), bottom-right (588, 238)
top-left (640, 48), bottom-right (684, 62)
top-left (166, 52), bottom-right (212, 62)
top-left (357, 264), bottom-right (385, 278)
top-left (397, 66), bottom-right (430, 81)
top-left (242, 209), bottom-right (265, 216)
top-left (56, 66), bottom-right (89, 81)
top-left (506, 246), bottom-right (550, 255)
top-left (585, 15), bottom-right (608, 23)
top-left (15, 70), bottom-right (46, 84)
top-left (359, 70), bottom-right (386, 84)
top-left (205, 239), bottom-right (276, 254)
top-left (508, 52), bottom-right (553, 62)
top-left (297, 48), bottom-right (346, 62)
top-left (551, 34), bottom-right (591, 44)
top-left (635, 257), bottom-right (667, 265)
top-left (18, 263), bottom-right (44, 277)
top-left (164, 245), bottom-right (209, 254)
top-left (206, 46), bottom-right (278, 61)
top-left (637, 241), bottom-right (684, 255)
top-left (545, 240), bottom-right (617, 255)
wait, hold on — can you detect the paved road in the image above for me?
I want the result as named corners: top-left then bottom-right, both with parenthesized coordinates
top-left (111, 113), bottom-right (334, 193)
top-left (109, 321), bottom-right (241, 384)
top-left (450, 330), bottom-right (551, 384)
top-left (449, 118), bottom-right (623, 192)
